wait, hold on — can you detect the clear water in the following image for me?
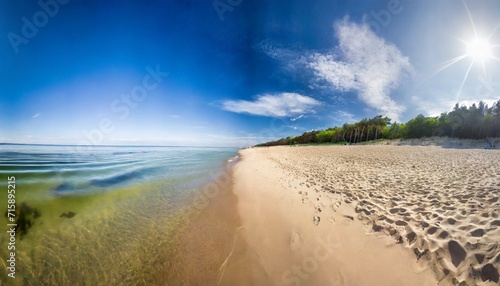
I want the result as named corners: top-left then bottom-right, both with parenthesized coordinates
top-left (0, 144), bottom-right (237, 285)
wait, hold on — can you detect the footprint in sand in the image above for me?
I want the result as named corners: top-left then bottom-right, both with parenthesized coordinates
top-left (329, 271), bottom-right (345, 285)
top-left (313, 216), bottom-right (321, 226)
top-left (289, 231), bottom-right (302, 250)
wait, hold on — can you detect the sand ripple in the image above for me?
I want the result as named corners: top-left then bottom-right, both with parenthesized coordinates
top-left (264, 145), bottom-right (500, 285)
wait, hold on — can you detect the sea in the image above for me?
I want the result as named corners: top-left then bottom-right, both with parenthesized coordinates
top-left (0, 144), bottom-right (238, 285)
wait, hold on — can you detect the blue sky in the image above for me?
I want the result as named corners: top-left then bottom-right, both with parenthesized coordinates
top-left (1, 0), bottom-right (499, 147)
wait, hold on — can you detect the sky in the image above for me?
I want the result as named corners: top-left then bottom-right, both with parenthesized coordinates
top-left (1, 0), bottom-right (499, 147)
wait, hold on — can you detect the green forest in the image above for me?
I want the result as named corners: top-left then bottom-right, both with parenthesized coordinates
top-left (256, 100), bottom-right (500, 147)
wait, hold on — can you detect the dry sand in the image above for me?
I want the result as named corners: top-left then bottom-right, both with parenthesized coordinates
top-left (374, 137), bottom-right (500, 149)
top-left (223, 145), bottom-right (500, 286)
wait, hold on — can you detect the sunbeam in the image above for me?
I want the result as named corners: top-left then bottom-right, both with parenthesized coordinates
top-left (431, 54), bottom-right (468, 78)
top-left (430, 0), bottom-right (499, 102)
top-left (456, 60), bottom-right (474, 101)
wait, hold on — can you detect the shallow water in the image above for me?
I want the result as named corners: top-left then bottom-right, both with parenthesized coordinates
top-left (0, 144), bottom-right (237, 285)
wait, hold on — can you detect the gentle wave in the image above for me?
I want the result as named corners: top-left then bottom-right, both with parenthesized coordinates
top-left (0, 144), bottom-right (238, 196)
top-left (0, 144), bottom-right (239, 284)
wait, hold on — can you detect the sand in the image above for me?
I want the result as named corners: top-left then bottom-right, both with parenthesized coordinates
top-left (373, 137), bottom-right (500, 149)
top-left (223, 145), bottom-right (500, 286)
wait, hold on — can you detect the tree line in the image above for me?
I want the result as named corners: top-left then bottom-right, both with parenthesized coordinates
top-left (256, 100), bottom-right (500, 146)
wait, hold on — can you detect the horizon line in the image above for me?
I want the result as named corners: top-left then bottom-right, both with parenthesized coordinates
top-left (0, 142), bottom-right (240, 148)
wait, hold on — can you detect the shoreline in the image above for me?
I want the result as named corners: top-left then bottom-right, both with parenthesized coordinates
top-left (160, 157), bottom-right (247, 285)
top-left (0, 146), bottom-right (240, 285)
top-left (221, 145), bottom-right (500, 285)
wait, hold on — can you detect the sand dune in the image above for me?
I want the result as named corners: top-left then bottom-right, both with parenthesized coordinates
top-left (228, 146), bottom-right (499, 286)
top-left (371, 137), bottom-right (500, 149)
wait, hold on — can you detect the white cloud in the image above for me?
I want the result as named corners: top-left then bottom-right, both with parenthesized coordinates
top-left (256, 40), bottom-right (310, 76)
top-left (308, 19), bottom-right (413, 121)
top-left (290, 114), bottom-right (304, 121)
top-left (457, 99), bottom-right (498, 108)
top-left (257, 40), bottom-right (301, 62)
top-left (222, 92), bottom-right (321, 117)
top-left (414, 96), bottom-right (499, 117)
top-left (32, 113), bottom-right (40, 118)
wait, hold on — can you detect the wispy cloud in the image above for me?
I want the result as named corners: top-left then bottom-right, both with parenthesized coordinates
top-left (411, 89), bottom-right (499, 118)
top-left (290, 114), bottom-right (304, 121)
top-left (331, 110), bottom-right (358, 124)
top-left (221, 92), bottom-right (321, 117)
top-left (308, 19), bottom-right (413, 121)
top-left (257, 40), bottom-right (304, 63)
top-left (32, 113), bottom-right (40, 118)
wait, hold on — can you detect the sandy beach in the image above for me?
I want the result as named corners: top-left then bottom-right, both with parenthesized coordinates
top-left (223, 145), bottom-right (500, 286)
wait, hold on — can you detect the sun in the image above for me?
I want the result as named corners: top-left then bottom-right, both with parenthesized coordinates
top-left (466, 37), bottom-right (494, 63)
top-left (428, 1), bottom-right (500, 102)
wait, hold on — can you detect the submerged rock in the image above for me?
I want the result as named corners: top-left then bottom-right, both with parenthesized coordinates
top-left (7, 202), bottom-right (42, 240)
top-left (60, 211), bottom-right (76, 218)
top-left (33, 209), bottom-right (41, 219)
top-left (53, 183), bottom-right (76, 194)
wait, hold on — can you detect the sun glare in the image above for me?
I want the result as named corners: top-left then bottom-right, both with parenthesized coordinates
top-left (428, 1), bottom-right (500, 102)
top-left (466, 38), bottom-right (494, 62)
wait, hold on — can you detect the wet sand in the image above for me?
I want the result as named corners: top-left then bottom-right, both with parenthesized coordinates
top-left (160, 163), bottom-right (248, 286)
top-left (222, 146), bottom-right (499, 286)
